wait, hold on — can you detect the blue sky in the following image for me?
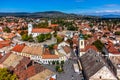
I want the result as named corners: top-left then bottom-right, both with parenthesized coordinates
top-left (0, 0), bottom-right (120, 14)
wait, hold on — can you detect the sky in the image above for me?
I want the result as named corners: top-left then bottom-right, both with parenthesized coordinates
top-left (0, 0), bottom-right (120, 15)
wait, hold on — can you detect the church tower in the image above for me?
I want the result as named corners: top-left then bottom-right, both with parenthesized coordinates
top-left (79, 33), bottom-right (85, 57)
top-left (28, 23), bottom-right (33, 35)
top-left (79, 34), bottom-right (85, 49)
top-left (48, 20), bottom-right (51, 26)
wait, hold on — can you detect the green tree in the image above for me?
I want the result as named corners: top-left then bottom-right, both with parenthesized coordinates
top-left (46, 33), bottom-right (52, 40)
top-left (67, 25), bottom-right (76, 31)
top-left (34, 22), bottom-right (48, 28)
top-left (3, 27), bottom-right (11, 33)
top-left (115, 31), bottom-right (120, 35)
top-left (56, 61), bottom-right (59, 65)
top-left (55, 65), bottom-right (60, 71)
top-left (52, 61), bottom-right (55, 65)
top-left (20, 31), bottom-right (25, 36)
top-left (58, 66), bottom-right (63, 72)
top-left (0, 68), bottom-right (18, 80)
top-left (22, 34), bottom-right (29, 41)
top-left (89, 23), bottom-right (94, 28)
top-left (56, 36), bottom-right (63, 44)
top-left (28, 34), bottom-right (34, 42)
top-left (61, 61), bottom-right (64, 65)
top-left (92, 40), bottom-right (104, 51)
top-left (37, 34), bottom-right (45, 42)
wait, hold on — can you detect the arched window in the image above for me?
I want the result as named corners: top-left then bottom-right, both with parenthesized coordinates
top-left (81, 41), bottom-right (83, 45)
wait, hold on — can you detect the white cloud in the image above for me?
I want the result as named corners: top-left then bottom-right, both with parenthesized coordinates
top-left (95, 10), bottom-right (120, 13)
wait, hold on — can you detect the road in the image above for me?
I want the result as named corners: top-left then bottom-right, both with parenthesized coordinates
top-left (42, 51), bottom-right (84, 80)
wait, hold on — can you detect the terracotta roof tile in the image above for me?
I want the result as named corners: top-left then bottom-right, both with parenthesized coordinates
top-left (49, 24), bottom-right (58, 27)
top-left (21, 46), bottom-right (43, 56)
top-left (12, 44), bottom-right (25, 52)
top-left (14, 58), bottom-right (46, 80)
top-left (42, 54), bottom-right (59, 59)
top-left (32, 28), bottom-right (52, 33)
top-left (0, 40), bottom-right (11, 48)
top-left (50, 77), bottom-right (56, 80)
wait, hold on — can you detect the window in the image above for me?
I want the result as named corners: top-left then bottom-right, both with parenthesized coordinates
top-left (81, 41), bottom-right (83, 45)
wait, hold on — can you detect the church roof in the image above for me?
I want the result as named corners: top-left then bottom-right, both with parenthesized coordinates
top-left (79, 33), bottom-right (84, 40)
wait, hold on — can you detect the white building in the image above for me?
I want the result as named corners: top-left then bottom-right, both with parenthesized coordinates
top-left (28, 23), bottom-right (52, 37)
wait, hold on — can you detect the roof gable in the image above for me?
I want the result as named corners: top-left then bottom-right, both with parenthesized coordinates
top-left (90, 66), bottom-right (117, 80)
top-left (81, 50), bottom-right (105, 79)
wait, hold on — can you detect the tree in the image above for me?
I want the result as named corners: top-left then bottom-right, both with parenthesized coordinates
top-left (34, 22), bottom-right (48, 28)
top-left (57, 66), bottom-right (63, 72)
top-left (22, 34), bottom-right (29, 41)
top-left (20, 31), bottom-right (25, 36)
top-left (115, 31), bottom-right (120, 35)
top-left (28, 34), bottom-right (34, 42)
top-left (92, 40), bottom-right (104, 51)
top-left (53, 31), bottom-right (57, 37)
top-left (83, 34), bottom-right (92, 40)
top-left (3, 27), bottom-right (11, 33)
top-left (61, 61), bottom-right (64, 65)
top-left (0, 68), bottom-right (18, 80)
top-left (67, 25), bottom-right (76, 31)
top-left (48, 44), bottom-right (54, 50)
top-left (56, 61), bottom-right (59, 65)
top-left (37, 34), bottom-right (45, 42)
top-left (89, 23), bottom-right (94, 28)
top-left (55, 66), bottom-right (60, 71)
top-left (45, 33), bottom-right (52, 40)
top-left (56, 36), bottom-right (63, 44)
top-left (52, 61), bottom-right (55, 65)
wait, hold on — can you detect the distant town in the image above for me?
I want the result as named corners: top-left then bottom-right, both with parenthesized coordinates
top-left (0, 14), bottom-right (120, 80)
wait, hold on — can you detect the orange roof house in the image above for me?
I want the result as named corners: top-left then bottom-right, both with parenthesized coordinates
top-left (32, 28), bottom-right (52, 33)
top-left (50, 24), bottom-right (58, 27)
top-left (12, 44), bottom-right (25, 52)
top-left (42, 48), bottom-right (59, 59)
top-left (0, 40), bottom-right (11, 49)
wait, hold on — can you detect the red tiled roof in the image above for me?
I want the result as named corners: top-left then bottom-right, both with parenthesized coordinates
top-left (14, 57), bottom-right (46, 80)
top-left (32, 28), bottom-right (52, 33)
top-left (49, 24), bottom-right (58, 27)
top-left (0, 53), bottom-right (11, 64)
top-left (108, 46), bottom-right (120, 54)
top-left (50, 77), bottom-right (56, 80)
top-left (12, 44), bottom-right (25, 52)
top-left (0, 40), bottom-right (11, 49)
top-left (0, 54), bottom-right (2, 59)
top-left (42, 54), bottom-right (59, 59)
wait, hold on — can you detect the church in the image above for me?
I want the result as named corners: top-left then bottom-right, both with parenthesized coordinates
top-left (28, 22), bottom-right (53, 37)
top-left (79, 34), bottom-right (99, 57)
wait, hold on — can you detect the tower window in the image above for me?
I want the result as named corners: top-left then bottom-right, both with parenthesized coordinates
top-left (81, 41), bottom-right (83, 45)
